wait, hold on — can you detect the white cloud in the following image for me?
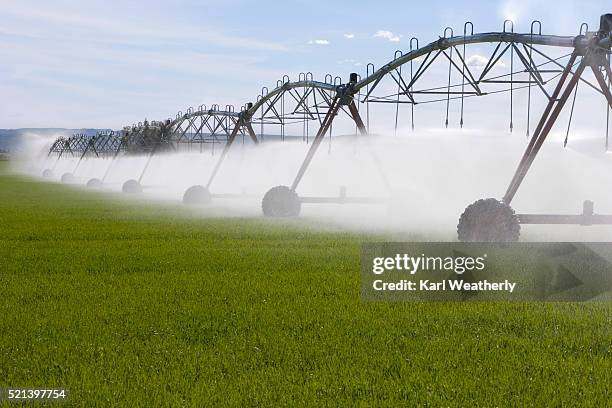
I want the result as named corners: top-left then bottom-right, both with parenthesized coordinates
top-left (343, 33), bottom-right (355, 39)
top-left (466, 54), bottom-right (506, 68)
top-left (308, 39), bottom-right (330, 45)
top-left (465, 55), bottom-right (489, 67)
top-left (374, 30), bottom-right (401, 42)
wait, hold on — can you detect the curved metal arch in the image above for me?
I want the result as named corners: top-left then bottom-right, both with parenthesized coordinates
top-left (47, 130), bottom-right (123, 158)
top-left (246, 80), bottom-right (337, 117)
top-left (354, 32), bottom-right (583, 92)
top-left (236, 31), bottom-right (593, 126)
top-left (168, 108), bottom-right (241, 130)
top-left (165, 108), bottom-right (244, 149)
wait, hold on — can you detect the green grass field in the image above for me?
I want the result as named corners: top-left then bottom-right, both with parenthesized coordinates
top-left (0, 160), bottom-right (610, 406)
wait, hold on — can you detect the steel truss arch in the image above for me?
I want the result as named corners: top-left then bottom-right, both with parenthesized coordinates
top-left (354, 32), bottom-right (583, 94)
top-left (43, 13), bottom-right (612, 241)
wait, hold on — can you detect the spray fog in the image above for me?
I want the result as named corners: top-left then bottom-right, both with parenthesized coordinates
top-left (12, 126), bottom-right (612, 242)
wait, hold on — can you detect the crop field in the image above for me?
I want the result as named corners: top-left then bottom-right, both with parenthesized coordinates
top-left (0, 160), bottom-right (610, 406)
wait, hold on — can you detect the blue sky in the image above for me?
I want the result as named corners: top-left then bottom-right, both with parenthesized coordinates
top-left (1, 0), bottom-right (609, 128)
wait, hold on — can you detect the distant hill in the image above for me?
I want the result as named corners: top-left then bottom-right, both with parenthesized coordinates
top-left (0, 128), bottom-right (109, 152)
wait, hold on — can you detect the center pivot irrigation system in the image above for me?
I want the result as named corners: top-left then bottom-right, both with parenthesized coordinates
top-left (45, 14), bottom-right (612, 241)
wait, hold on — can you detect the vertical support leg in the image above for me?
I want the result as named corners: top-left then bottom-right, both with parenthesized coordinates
top-left (206, 120), bottom-right (242, 189)
top-left (591, 62), bottom-right (612, 152)
top-left (244, 122), bottom-right (260, 145)
top-left (138, 139), bottom-right (162, 184)
top-left (290, 97), bottom-right (340, 191)
top-left (47, 140), bottom-right (59, 157)
top-left (509, 53), bottom-right (577, 181)
top-left (52, 151), bottom-right (63, 170)
top-left (57, 146), bottom-right (65, 161)
top-left (503, 57), bottom-right (586, 204)
top-left (590, 63), bottom-right (612, 151)
top-left (348, 101), bottom-right (367, 135)
top-left (590, 63), bottom-right (612, 109)
top-left (91, 141), bottom-right (100, 158)
top-left (102, 139), bottom-right (125, 182)
top-left (73, 141), bottom-right (92, 174)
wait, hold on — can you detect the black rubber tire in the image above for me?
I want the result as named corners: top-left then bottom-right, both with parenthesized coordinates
top-left (183, 185), bottom-right (212, 205)
top-left (122, 179), bottom-right (142, 194)
top-left (262, 186), bottom-right (301, 217)
top-left (458, 198), bottom-right (520, 242)
top-left (86, 178), bottom-right (103, 189)
top-left (61, 172), bottom-right (75, 183)
top-left (42, 169), bottom-right (54, 178)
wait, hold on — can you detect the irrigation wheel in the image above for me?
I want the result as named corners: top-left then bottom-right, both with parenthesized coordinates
top-left (183, 185), bottom-right (212, 205)
top-left (86, 178), bottom-right (103, 188)
top-left (122, 179), bottom-right (142, 194)
top-left (262, 185), bottom-right (301, 217)
top-left (457, 198), bottom-right (520, 242)
top-left (61, 172), bottom-right (75, 183)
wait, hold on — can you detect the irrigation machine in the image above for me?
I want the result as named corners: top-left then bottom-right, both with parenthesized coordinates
top-left (45, 13), bottom-right (612, 241)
